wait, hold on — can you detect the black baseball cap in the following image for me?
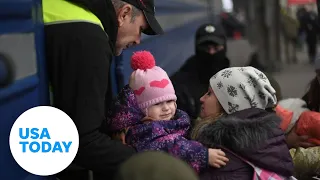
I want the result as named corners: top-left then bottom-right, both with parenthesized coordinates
top-left (196, 24), bottom-right (226, 45)
top-left (122, 0), bottom-right (164, 35)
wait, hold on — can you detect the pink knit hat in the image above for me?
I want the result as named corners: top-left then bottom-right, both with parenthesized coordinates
top-left (130, 51), bottom-right (177, 111)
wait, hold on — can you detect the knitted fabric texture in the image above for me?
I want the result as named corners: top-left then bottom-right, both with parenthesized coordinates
top-left (130, 51), bottom-right (177, 111)
top-left (209, 66), bottom-right (277, 114)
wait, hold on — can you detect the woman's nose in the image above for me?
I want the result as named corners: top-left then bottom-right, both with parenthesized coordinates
top-left (200, 95), bottom-right (205, 103)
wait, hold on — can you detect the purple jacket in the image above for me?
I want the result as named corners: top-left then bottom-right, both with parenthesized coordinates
top-left (107, 85), bottom-right (208, 173)
top-left (196, 108), bottom-right (294, 180)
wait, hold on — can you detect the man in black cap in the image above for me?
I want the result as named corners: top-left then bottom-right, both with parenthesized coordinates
top-left (171, 23), bottom-right (230, 120)
top-left (43, 0), bottom-right (162, 179)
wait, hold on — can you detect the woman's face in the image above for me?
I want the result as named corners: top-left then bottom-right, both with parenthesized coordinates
top-left (199, 87), bottom-right (223, 118)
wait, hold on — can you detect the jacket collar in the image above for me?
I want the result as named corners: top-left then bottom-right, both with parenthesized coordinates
top-left (66, 0), bottom-right (118, 54)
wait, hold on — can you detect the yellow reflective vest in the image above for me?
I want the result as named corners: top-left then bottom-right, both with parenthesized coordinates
top-left (42, 0), bottom-right (104, 30)
top-left (43, 0), bottom-right (106, 105)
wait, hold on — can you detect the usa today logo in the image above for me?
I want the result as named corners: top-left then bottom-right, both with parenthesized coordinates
top-left (9, 106), bottom-right (79, 176)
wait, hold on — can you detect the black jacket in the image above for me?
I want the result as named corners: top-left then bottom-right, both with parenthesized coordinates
top-left (298, 10), bottom-right (319, 38)
top-left (44, 0), bottom-right (135, 179)
top-left (171, 24), bottom-right (230, 120)
top-left (171, 54), bottom-right (230, 120)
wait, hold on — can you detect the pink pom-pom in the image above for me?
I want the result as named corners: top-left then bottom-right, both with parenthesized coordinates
top-left (131, 51), bottom-right (156, 70)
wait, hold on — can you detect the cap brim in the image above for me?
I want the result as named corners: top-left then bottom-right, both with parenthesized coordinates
top-left (142, 11), bottom-right (164, 35)
top-left (196, 36), bottom-right (225, 46)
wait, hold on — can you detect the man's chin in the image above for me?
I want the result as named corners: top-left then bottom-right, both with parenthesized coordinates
top-left (115, 50), bottom-right (122, 56)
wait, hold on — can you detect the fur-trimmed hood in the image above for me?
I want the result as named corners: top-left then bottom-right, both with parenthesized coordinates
top-left (195, 108), bottom-right (294, 177)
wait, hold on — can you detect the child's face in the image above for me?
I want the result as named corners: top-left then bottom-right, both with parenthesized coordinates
top-left (147, 100), bottom-right (176, 120)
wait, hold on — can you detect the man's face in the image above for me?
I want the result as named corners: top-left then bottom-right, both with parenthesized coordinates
top-left (198, 42), bottom-right (224, 55)
top-left (115, 4), bottom-right (148, 56)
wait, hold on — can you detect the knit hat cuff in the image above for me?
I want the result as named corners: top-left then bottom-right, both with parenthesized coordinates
top-left (139, 94), bottom-right (177, 110)
top-left (210, 80), bottom-right (231, 114)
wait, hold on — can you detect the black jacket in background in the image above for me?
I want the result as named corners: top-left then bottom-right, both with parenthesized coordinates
top-left (298, 10), bottom-right (319, 37)
top-left (171, 24), bottom-right (230, 120)
top-left (171, 53), bottom-right (230, 120)
top-left (44, 0), bottom-right (135, 179)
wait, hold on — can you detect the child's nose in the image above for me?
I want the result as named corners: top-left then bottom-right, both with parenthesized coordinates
top-left (162, 104), bottom-right (169, 110)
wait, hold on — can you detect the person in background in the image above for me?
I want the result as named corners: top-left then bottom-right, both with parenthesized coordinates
top-left (297, 5), bottom-right (319, 63)
top-left (296, 6), bottom-right (307, 49)
top-left (289, 147), bottom-right (320, 180)
top-left (296, 6), bottom-right (307, 22)
top-left (277, 98), bottom-right (320, 180)
top-left (43, 0), bottom-right (163, 179)
top-left (114, 151), bottom-right (200, 180)
top-left (247, 52), bottom-right (267, 72)
top-left (278, 98), bottom-right (320, 146)
top-left (263, 72), bottom-right (320, 180)
top-left (302, 55), bottom-right (320, 111)
top-left (171, 23), bottom-right (230, 120)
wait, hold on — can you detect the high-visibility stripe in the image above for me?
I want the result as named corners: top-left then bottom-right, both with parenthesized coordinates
top-left (42, 0), bottom-right (104, 30)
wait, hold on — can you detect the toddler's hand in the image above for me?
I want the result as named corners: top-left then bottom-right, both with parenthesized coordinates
top-left (208, 148), bottom-right (229, 168)
top-left (112, 132), bottom-right (126, 145)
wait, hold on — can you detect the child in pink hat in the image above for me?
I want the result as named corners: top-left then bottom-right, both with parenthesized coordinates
top-left (128, 50), bottom-right (177, 120)
top-left (107, 50), bottom-right (228, 174)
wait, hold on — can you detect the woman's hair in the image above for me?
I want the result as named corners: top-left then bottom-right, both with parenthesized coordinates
top-left (302, 76), bottom-right (320, 112)
top-left (190, 112), bottom-right (224, 140)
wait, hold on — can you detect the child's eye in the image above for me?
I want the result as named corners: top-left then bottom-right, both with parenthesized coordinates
top-left (207, 91), bottom-right (211, 96)
top-left (154, 103), bottom-right (160, 106)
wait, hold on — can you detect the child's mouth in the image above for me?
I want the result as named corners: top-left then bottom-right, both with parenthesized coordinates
top-left (161, 114), bottom-right (171, 119)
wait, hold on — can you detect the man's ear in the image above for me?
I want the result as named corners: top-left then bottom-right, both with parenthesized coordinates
top-left (117, 4), bottom-right (133, 27)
